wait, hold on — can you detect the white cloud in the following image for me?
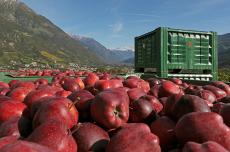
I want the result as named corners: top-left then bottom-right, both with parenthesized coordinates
top-left (109, 22), bottom-right (123, 34)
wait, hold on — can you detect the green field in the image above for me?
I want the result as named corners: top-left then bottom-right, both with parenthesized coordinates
top-left (218, 69), bottom-right (230, 82)
top-left (0, 72), bottom-right (52, 83)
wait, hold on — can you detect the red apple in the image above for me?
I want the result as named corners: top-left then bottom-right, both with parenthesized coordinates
top-left (94, 80), bottom-right (111, 91)
top-left (84, 73), bottom-right (99, 87)
top-left (203, 85), bottom-right (227, 100)
top-left (0, 96), bottom-right (11, 102)
top-left (175, 112), bottom-right (230, 150)
top-left (74, 77), bottom-right (85, 90)
top-left (212, 81), bottom-right (230, 96)
top-left (11, 81), bottom-right (35, 91)
top-left (212, 102), bottom-right (225, 114)
top-left (75, 71), bottom-right (84, 76)
top-left (34, 78), bottom-right (49, 86)
top-left (27, 120), bottom-right (77, 152)
top-left (37, 84), bottom-right (63, 93)
top-left (220, 104), bottom-right (230, 127)
top-left (99, 73), bottom-right (111, 80)
top-left (72, 123), bottom-right (110, 152)
top-left (29, 96), bottom-right (55, 118)
top-left (90, 89), bottom-right (129, 129)
top-left (65, 70), bottom-right (75, 77)
top-left (85, 86), bottom-right (100, 96)
top-left (7, 87), bottom-right (32, 102)
top-left (123, 78), bottom-right (139, 88)
top-left (0, 82), bottom-right (9, 89)
top-left (35, 71), bottom-right (43, 76)
top-left (185, 85), bottom-right (201, 95)
top-left (0, 88), bottom-right (10, 96)
top-left (31, 96), bottom-right (78, 121)
top-left (124, 78), bottom-right (150, 93)
top-left (0, 140), bottom-right (55, 152)
top-left (0, 101), bottom-right (26, 124)
top-left (0, 117), bottom-right (20, 138)
top-left (149, 84), bottom-right (161, 98)
top-left (137, 80), bottom-right (150, 93)
top-left (62, 78), bottom-right (80, 92)
top-left (195, 90), bottom-right (216, 106)
top-left (147, 78), bottom-right (161, 87)
top-left (182, 141), bottom-right (228, 152)
top-left (181, 82), bottom-right (189, 89)
top-left (139, 95), bottom-right (163, 113)
top-left (106, 123), bottom-right (161, 152)
top-left (94, 79), bottom-right (123, 91)
top-left (8, 80), bottom-right (20, 88)
top-left (170, 78), bottom-right (183, 85)
top-left (159, 97), bottom-right (169, 116)
top-left (42, 70), bottom-right (52, 76)
top-left (68, 90), bottom-right (94, 111)
top-left (159, 81), bottom-right (181, 97)
top-left (24, 89), bottom-right (55, 108)
top-left (51, 74), bottom-right (65, 84)
top-left (55, 90), bottom-right (72, 98)
top-left (171, 95), bottom-right (211, 120)
top-left (32, 97), bottom-right (78, 129)
top-left (127, 88), bottom-right (146, 102)
top-left (150, 116), bottom-right (177, 150)
top-left (164, 92), bottom-right (184, 117)
top-left (129, 98), bottom-right (154, 123)
top-left (109, 79), bottom-right (123, 88)
top-left (68, 90), bottom-right (94, 121)
top-left (0, 136), bottom-right (18, 150)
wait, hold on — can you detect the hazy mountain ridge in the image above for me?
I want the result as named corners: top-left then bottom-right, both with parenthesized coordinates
top-left (72, 35), bottom-right (134, 65)
top-left (0, 0), bottom-right (103, 66)
top-left (219, 33), bottom-right (230, 52)
top-left (218, 33), bottom-right (230, 68)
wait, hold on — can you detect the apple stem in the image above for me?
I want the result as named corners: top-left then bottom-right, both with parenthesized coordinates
top-left (71, 123), bottom-right (81, 135)
top-left (114, 108), bottom-right (120, 117)
top-left (67, 128), bottom-right (72, 136)
top-left (68, 99), bottom-right (80, 110)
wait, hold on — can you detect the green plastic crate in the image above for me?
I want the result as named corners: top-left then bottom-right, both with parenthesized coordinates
top-left (135, 27), bottom-right (218, 81)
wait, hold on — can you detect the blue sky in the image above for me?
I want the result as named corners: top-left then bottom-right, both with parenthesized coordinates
top-left (21, 0), bottom-right (230, 49)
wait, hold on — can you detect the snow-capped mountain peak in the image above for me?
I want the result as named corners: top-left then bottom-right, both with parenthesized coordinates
top-left (109, 47), bottom-right (134, 52)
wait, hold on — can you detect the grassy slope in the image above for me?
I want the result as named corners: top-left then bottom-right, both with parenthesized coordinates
top-left (0, 2), bottom-right (103, 66)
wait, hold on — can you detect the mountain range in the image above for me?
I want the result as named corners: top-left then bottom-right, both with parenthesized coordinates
top-left (72, 35), bottom-right (134, 65)
top-left (218, 33), bottom-right (230, 68)
top-left (0, 0), bottom-right (229, 68)
top-left (0, 0), bottom-right (103, 67)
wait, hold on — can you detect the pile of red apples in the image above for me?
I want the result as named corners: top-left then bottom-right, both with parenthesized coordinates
top-left (10, 69), bottom-right (88, 77)
top-left (0, 72), bottom-right (229, 152)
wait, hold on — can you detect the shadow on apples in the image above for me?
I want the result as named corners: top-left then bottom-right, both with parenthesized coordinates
top-left (90, 139), bottom-right (109, 152)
